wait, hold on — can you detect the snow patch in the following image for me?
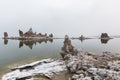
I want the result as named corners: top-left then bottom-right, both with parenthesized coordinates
top-left (2, 59), bottom-right (66, 80)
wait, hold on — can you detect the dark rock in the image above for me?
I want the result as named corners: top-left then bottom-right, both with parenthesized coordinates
top-left (23, 28), bottom-right (36, 37)
top-left (4, 32), bottom-right (8, 38)
top-left (60, 51), bottom-right (67, 59)
top-left (45, 33), bottom-right (47, 36)
top-left (101, 33), bottom-right (109, 38)
top-left (114, 68), bottom-right (119, 72)
top-left (79, 35), bottom-right (85, 42)
top-left (49, 33), bottom-right (53, 37)
top-left (19, 29), bottom-right (24, 37)
top-left (97, 72), bottom-right (108, 79)
top-left (12, 65), bottom-right (34, 71)
top-left (92, 75), bottom-right (103, 80)
top-left (99, 65), bottom-right (107, 68)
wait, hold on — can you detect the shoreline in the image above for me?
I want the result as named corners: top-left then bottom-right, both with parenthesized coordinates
top-left (1, 34), bottom-right (120, 80)
top-left (2, 58), bottom-right (67, 80)
top-left (0, 56), bottom-right (61, 77)
top-left (2, 51), bottom-right (120, 80)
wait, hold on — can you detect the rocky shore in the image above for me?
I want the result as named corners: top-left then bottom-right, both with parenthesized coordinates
top-left (2, 35), bottom-right (120, 80)
top-left (2, 59), bottom-right (67, 80)
top-left (60, 35), bottom-right (120, 80)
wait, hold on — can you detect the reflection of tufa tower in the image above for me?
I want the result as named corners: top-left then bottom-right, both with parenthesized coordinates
top-left (101, 39), bottom-right (109, 44)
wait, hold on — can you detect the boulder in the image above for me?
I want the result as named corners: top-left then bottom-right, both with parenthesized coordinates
top-left (49, 33), bottom-right (53, 37)
top-left (60, 36), bottom-right (120, 80)
top-left (19, 30), bottom-right (24, 37)
top-left (4, 32), bottom-right (8, 38)
top-left (101, 33), bottom-right (109, 38)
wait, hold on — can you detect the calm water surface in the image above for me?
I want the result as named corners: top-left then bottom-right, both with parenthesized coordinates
top-left (0, 38), bottom-right (120, 75)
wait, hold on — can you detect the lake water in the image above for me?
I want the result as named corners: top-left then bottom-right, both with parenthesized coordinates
top-left (1, 0), bottom-right (120, 79)
top-left (1, 38), bottom-right (120, 76)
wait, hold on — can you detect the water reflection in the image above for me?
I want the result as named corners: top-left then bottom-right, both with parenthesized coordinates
top-left (77, 38), bottom-right (111, 44)
top-left (4, 39), bottom-right (8, 45)
top-left (3, 37), bottom-right (114, 50)
top-left (79, 38), bottom-right (84, 42)
top-left (101, 39), bottom-right (109, 44)
top-left (1, 37), bottom-right (120, 75)
top-left (4, 39), bottom-right (53, 49)
top-left (79, 35), bottom-right (85, 42)
top-left (19, 39), bottom-right (53, 49)
top-left (4, 38), bottom-right (112, 49)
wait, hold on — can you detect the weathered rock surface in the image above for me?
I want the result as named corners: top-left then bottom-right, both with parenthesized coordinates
top-left (3, 28), bottom-right (54, 40)
top-left (19, 29), bottom-right (24, 37)
top-left (20, 28), bottom-right (53, 38)
top-left (2, 35), bottom-right (120, 80)
top-left (100, 33), bottom-right (112, 44)
top-left (60, 35), bottom-right (120, 80)
top-left (4, 32), bottom-right (8, 39)
top-left (101, 33), bottom-right (109, 38)
top-left (2, 59), bottom-right (67, 80)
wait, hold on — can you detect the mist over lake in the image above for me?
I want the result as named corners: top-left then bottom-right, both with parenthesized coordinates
top-left (1, 0), bottom-right (120, 79)
top-left (0, 0), bottom-right (120, 37)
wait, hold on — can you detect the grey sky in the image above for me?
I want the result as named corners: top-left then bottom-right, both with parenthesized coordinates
top-left (0, 0), bottom-right (120, 37)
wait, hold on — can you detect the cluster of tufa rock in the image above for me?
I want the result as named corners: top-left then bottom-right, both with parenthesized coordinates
top-left (19, 28), bottom-right (53, 38)
top-left (4, 28), bottom-right (53, 39)
top-left (100, 33), bottom-right (109, 38)
top-left (60, 35), bottom-right (78, 59)
top-left (60, 35), bottom-right (120, 80)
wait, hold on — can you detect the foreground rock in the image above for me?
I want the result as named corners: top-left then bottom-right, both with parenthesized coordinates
top-left (2, 35), bottom-right (120, 80)
top-left (2, 59), bottom-right (67, 80)
top-left (60, 35), bottom-right (120, 80)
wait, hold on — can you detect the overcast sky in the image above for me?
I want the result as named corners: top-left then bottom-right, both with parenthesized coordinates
top-left (0, 0), bottom-right (120, 37)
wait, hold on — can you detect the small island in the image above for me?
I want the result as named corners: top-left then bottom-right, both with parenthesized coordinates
top-left (3, 28), bottom-right (53, 40)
